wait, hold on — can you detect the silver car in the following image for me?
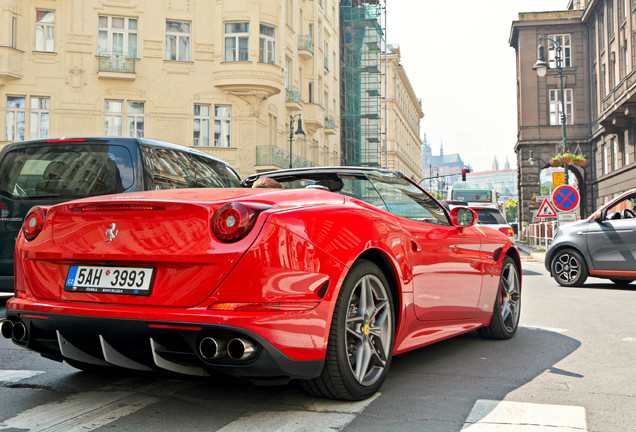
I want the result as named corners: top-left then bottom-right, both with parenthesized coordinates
top-left (545, 188), bottom-right (636, 286)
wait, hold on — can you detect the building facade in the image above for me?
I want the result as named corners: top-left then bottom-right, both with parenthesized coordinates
top-left (0, 0), bottom-right (341, 178)
top-left (510, 9), bottom-right (593, 232)
top-left (380, 44), bottom-right (423, 180)
top-left (339, 0), bottom-right (383, 167)
top-left (584, 0), bottom-right (636, 203)
top-left (511, 0), bottom-right (636, 233)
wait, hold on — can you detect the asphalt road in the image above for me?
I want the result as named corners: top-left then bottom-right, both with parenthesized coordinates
top-left (1, 256), bottom-right (635, 431)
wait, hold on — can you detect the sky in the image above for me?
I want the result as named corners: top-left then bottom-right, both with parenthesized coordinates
top-left (386, 0), bottom-right (569, 172)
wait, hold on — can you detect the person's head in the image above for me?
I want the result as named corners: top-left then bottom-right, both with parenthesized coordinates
top-left (252, 177), bottom-right (282, 189)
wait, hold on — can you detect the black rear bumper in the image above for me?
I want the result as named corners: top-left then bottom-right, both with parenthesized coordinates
top-left (4, 312), bottom-right (323, 384)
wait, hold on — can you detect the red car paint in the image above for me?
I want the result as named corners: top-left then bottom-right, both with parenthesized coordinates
top-left (5, 168), bottom-right (521, 399)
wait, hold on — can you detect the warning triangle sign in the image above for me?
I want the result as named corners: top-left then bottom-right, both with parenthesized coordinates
top-left (536, 199), bottom-right (558, 218)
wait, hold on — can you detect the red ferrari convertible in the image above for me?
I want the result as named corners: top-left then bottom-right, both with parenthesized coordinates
top-left (2, 167), bottom-right (521, 400)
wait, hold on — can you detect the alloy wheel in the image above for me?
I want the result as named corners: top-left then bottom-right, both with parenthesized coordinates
top-left (554, 252), bottom-right (580, 283)
top-left (500, 261), bottom-right (521, 332)
top-left (345, 274), bottom-right (392, 386)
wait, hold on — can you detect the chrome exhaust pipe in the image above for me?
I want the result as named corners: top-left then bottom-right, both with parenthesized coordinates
top-left (12, 321), bottom-right (27, 342)
top-left (227, 338), bottom-right (256, 361)
top-left (198, 336), bottom-right (226, 361)
top-left (1, 320), bottom-right (14, 339)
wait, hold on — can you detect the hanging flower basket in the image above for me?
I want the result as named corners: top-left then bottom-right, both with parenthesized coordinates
top-left (572, 154), bottom-right (586, 166)
top-left (550, 157), bottom-right (563, 167)
top-left (559, 152), bottom-right (574, 165)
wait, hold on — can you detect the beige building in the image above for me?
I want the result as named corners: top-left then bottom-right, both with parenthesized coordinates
top-left (380, 45), bottom-right (423, 181)
top-left (0, 0), bottom-right (340, 178)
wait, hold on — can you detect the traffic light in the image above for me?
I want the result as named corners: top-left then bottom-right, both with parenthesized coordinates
top-left (461, 168), bottom-right (470, 181)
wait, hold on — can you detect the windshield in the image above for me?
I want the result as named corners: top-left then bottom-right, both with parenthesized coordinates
top-left (452, 189), bottom-right (494, 203)
top-left (473, 208), bottom-right (507, 225)
top-left (269, 170), bottom-right (450, 225)
top-left (0, 144), bottom-right (134, 199)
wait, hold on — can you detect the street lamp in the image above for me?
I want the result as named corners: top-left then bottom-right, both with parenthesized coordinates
top-left (289, 113), bottom-right (306, 169)
top-left (533, 37), bottom-right (569, 184)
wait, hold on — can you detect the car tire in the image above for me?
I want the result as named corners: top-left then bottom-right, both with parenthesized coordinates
top-left (551, 249), bottom-right (588, 287)
top-left (478, 256), bottom-right (521, 340)
top-left (610, 279), bottom-right (634, 286)
top-left (301, 260), bottom-right (394, 401)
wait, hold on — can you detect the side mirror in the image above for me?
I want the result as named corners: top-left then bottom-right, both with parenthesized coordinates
top-left (595, 209), bottom-right (607, 223)
top-left (450, 207), bottom-right (477, 228)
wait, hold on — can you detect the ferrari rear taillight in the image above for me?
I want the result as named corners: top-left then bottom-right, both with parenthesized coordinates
top-left (211, 202), bottom-right (271, 243)
top-left (499, 227), bottom-right (515, 237)
top-left (22, 206), bottom-right (48, 241)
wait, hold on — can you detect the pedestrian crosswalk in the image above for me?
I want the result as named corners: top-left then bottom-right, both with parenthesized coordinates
top-left (462, 400), bottom-right (587, 431)
top-left (0, 370), bottom-right (45, 383)
top-left (0, 391), bottom-right (158, 432)
top-left (0, 369), bottom-right (588, 432)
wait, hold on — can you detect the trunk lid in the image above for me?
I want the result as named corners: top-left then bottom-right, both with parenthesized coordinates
top-left (22, 189), bottom-right (263, 307)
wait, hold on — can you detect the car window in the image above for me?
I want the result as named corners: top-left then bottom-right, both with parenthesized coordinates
top-left (142, 146), bottom-right (241, 189)
top-left (0, 144), bottom-right (133, 199)
top-left (605, 194), bottom-right (636, 219)
top-left (473, 208), bottom-right (507, 224)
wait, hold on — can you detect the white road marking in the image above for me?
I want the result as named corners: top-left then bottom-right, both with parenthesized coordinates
top-left (217, 393), bottom-right (380, 432)
top-left (0, 391), bottom-right (158, 432)
top-left (0, 369), bottom-right (45, 383)
top-left (462, 399), bottom-right (587, 431)
top-left (521, 325), bottom-right (569, 334)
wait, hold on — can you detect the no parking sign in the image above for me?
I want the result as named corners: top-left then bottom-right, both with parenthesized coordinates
top-left (552, 185), bottom-right (579, 212)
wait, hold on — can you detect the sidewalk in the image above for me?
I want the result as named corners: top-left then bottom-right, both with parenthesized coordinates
top-left (515, 240), bottom-right (546, 265)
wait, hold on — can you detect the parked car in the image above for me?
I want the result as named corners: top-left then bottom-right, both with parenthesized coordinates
top-left (546, 188), bottom-right (636, 287)
top-left (0, 137), bottom-right (241, 292)
top-left (2, 166), bottom-right (521, 400)
top-left (470, 206), bottom-right (515, 238)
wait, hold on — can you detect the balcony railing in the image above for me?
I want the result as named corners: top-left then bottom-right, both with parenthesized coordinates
top-left (286, 87), bottom-right (302, 104)
top-left (324, 116), bottom-right (336, 129)
top-left (256, 145), bottom-right (314, 169)
top-left (298, 35), bottom-right (313, 54)
top-left (98, 51), bottom-right (136, 73)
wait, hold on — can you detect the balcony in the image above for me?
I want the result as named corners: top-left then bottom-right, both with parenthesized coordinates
top-left (255, 145), bottom-right (314, 170)
top-left (0, 47), bottom-right (23, 80)
top-left (213, 61), bottom-right (283, 98)
top-left (302, 103), bottom-right (325, 131)
top-left (97, 52), bottom-right (136, 79)
top-left (286, 87), bottom-right (302, 110)
top-left (298, 35), bottom-right (313, 60)
top-left (324, 116), bottom-right (336, 135)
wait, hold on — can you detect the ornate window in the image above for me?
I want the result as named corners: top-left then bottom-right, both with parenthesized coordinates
top-left (35, 10), bottom-right (55, 52)
top-left (224, 22), bottom-right (249, 62)
top-left (166, 21), bottom-right (191, 61)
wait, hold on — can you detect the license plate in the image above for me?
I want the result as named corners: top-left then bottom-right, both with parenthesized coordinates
top-left (65, 265), bottom-right (155, 295)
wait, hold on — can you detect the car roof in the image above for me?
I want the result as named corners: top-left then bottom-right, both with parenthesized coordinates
top-left (1, 136), bottom-right (237, 172)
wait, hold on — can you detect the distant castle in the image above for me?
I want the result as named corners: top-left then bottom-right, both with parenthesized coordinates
top-left (420, 134), bottom-right (468, 175)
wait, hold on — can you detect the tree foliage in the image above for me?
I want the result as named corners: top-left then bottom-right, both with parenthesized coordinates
top-left (505, 198), bottom-right (518, 222)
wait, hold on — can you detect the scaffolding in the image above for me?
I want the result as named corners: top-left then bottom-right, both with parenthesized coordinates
top-left (340, 0), bottom-right (383, 167)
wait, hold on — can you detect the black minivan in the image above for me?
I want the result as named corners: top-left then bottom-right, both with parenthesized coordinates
top-left (0, 137), bottom-right (241, 292)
